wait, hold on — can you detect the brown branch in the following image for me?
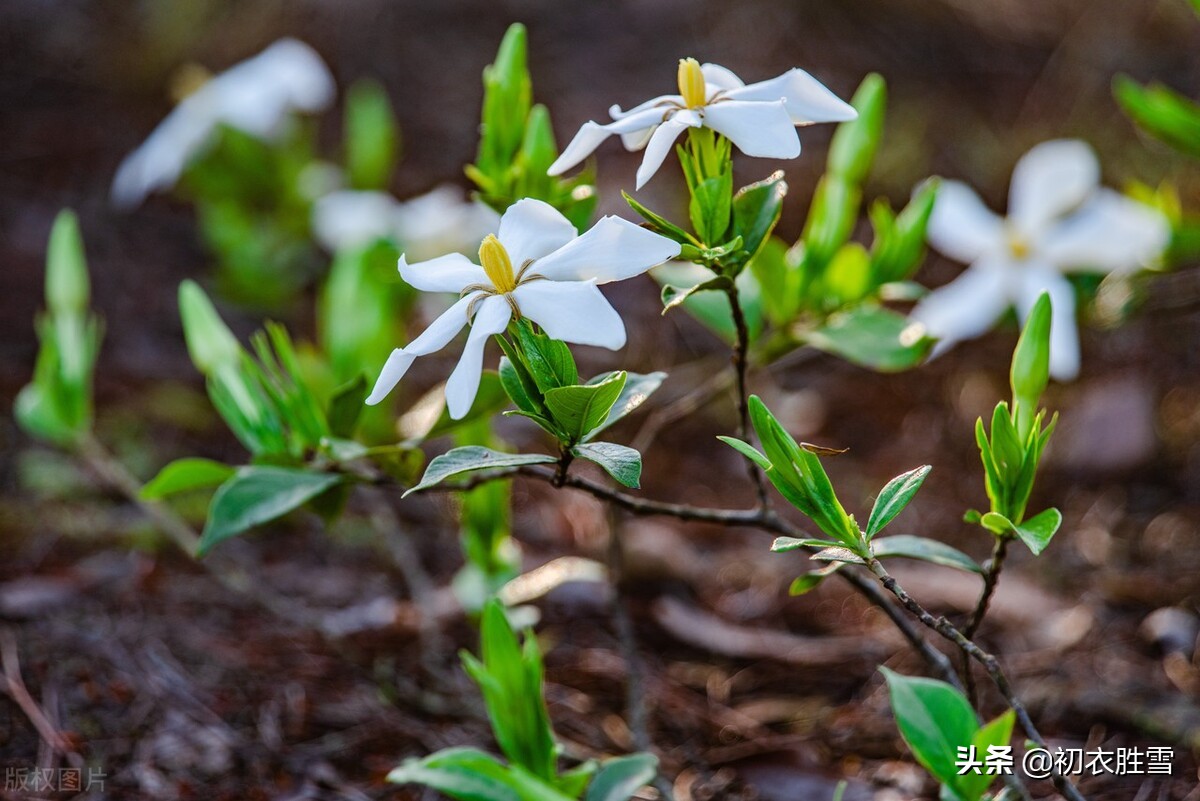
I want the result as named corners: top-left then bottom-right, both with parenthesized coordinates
top-left (865, 556), bottom-right (1087, 801)
top-left (725, 285), bottom-right (769, 510)
top-left (963, 535), bottom-right (1011, 703)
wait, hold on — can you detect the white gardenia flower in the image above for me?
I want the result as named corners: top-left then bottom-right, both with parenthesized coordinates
top-left (112, 38), bottom-right (335, 208)
top-left (911, 139), bottom-right (1170, 380)
top-left (312, 185), bottom-right (499, 261)
top-left (548, 58), bottom-right (857, 189)
top-left (367, 198), bottom-right (681, 418)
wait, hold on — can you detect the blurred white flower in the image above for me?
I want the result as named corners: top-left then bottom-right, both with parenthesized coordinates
top-left (366, 198), bottom-right (680, 418)
top-left (312, 185), bottom-right (499, 260)
top-left (911, 140), bottom-right (1170, 380)
top-left (111, 38), bottom-right (335, 208)
top-left (548, 58), bottom-right (856, 189)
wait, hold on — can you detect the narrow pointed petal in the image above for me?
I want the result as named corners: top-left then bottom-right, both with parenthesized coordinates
top-left (514, 281), bottom-right (626, 349)
top-left (635, 111), bottom-right (701, 189)
top-left (445, 296), bottom-right (511, 419)
top-left (548, 107), bottom-right (667, 176)
top-left (111, 104), bottom-right (213, 207)
top-left (399, 253), bottom-right (487, 293)
top-left (1038, 190), bottom-right (1170, 274)
top-left (312, 190), bottom-right (400, 252)
top-left (364, 294), bottom-right (479, 405)
top-left (497, 198), bottom-right (578, 266)
top-left (701, 63), bottom-right (746, 91)
top-left (609, 94), bottom-right (683, 119)
top-left (926, 180), bottom-right (1007, 263)
top-left (1016, 267), bottom-right (1079, 381)
top-left (910, 260), bottom-right (1014, 354)
top-left (701, 99), bottom-right (800, 159)
top-left (620, 126), bottom-right (655, 152)
top-left (725, 68), bottom-right (857, 124)
top-left (527, 216), bottom-right (681, 283)
top-left (1008, 140), bottom-right (1099, 237)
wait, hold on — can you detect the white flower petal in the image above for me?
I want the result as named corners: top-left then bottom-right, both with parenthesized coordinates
top-left (548, 107), bottom-right (668, 176)
top-left (609, 94), bottom-right (683, 119)
top-left (393, 185), bottom-right (499, 261)
top-left (1038, 190), bottom-right (1170, 274)
top-left (312, 190), bottom-right (400, 252)
top-left (399, 253), bottom-right (487, 294)
top-left (1008, 140), bottom-right (1099, 237)
top-left (111, 103), bottom-right (214, 207)
top-left (514, 281), bottom-right (626, 350)
top-left (926, 180), bottom-right (1006, 264)
top-left (701, 63), bottom-right (746, 92)
top-left (497, 198), bottom-right (579, 266)
top-left (445, 296), bottom-right (511, 419)
top-left (635, 110), bottom-right (702, 189)
top-left (620, 127), bottom-right (656, 152)
top-left (701, 99), bottom-right (800, 159)
top-left (1015, 266), bottom-right (1079, 381)
top-left (364, 293), bottom-right (479, 405)
top-left (725, 68), bottom-right (857, 125)
top-left (528, 216), bottom-right (681, 283)
top-left (910, 259), bottom-right (1015, 353)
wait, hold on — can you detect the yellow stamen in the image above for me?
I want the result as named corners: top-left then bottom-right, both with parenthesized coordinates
top-left (479, 234), bottom-right (517, 294)
top-left (1006, 226), bottom-right (1031, 260)
top-left (677, 58), bottom-right (707, 109)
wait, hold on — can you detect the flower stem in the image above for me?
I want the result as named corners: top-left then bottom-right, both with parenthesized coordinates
top-left (726, 285), bottom-right (770, 510)
top-left (963, 535), bottom-right (1010, 703)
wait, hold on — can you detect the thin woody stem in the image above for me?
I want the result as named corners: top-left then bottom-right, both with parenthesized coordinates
top-left (865, 556), bottom-right (1087, 801)
top-left (963, 535), bottom-right (1011, 703)
top-left (725, 285), bottom-right (770, 510)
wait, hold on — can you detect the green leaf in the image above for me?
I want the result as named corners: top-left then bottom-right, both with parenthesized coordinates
top-left (958, 711), bottom-right (1015, 801)
top-left (573, 442), bottom-right (642, 488)
top-left (828, 73), bottom-right (886, 185)
top-left (405, 447), bottom-right (556, 496)
top-left (1012, 508), bottom-right (1062, 556)
top-left (344, 79), bottom-right (399, 190)
top-left (824, 243), bottom-right (873, 306)
top-left (810, 546), bottom-right (866, 565)
top-left (660, 275), bottom-right (731, 313)
top-left (586, 753), bottom-right (659, 801)
top-left (543, 372), bottom-right (626, 444)
top-left (748, 237), bottom-right (798, 325)
top-left (882, 669), bottom-right (980, 789)
top-left (327, 375), bottom-right (368, 439)
top-left (871, 535), bottom-right (981, 574)
top-left (476, 24), bottom-right (532, 178)
top-left (178, 280), bottom-right (241, 374)
top-left (718, 435), bottom-right (771, 470)
top-left (801, 174), bottom-right (860, 268)
top-left (584, 371), bottom-right (665, 440)
top-left (651, 263), bottom-right (763, 345)
top-left (806, 306), bottom-right (934, 372)
top-left (1114, 75), bottom-right (1200, 160)
top-left (516, 320), bottom-right (578, 392)
top-left (388, 747), bottom-right (573, 801)
top-left (788, 562), bottom-right (844, 595)
top-left (729, 171), bottom-right (787, 267)
top-left (623, 191), bottom-right (695, 244)
top-left (141, 458), bottom-right (235, 500)
top-left (1010, 292), bottom-right (1052, 439)
top-left (688, 167), bottom-right (734, 245)
top-left (870, 180), bottom-right (938, 284)
top-left (199, 467), bottom-right (343, 555)
top-left (769, 536), bottom-right (835, 553)
top-left (866, 465), bottom-right (931, 538)
top-left (45, 210), bottom-right (89, 314)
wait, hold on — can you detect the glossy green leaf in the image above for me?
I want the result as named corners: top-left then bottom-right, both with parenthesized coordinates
top-left (882, 669), bottom-right (980, 791)
top-left (729, 171), bottom-right (787, 267)
top-left (660, 275), bottom-right (731, 313)
top-left (544, 372), bottom-right (626, 444)
top-left (199, 467), bottom-right (343, 555)
top-left (806, 306), bottom-right (933, 372)
top-left (586, 753), bottom-right (658, 801)
top-left (404, 447), bottom-right (556, 496)
top-left (769, 536), bottom-right (835, 553)
top-left (573, 442), bottom-right (642, 488)
top-left (1010, 292), bottom-right (1052, 438)
top-left (141, 458), bottom-right (235, 500)
top-left (958, 711), bottom-right (1015, 801)
top-left (584, 371), bottom-right (665, 440)
top-left (623, 191), bottom-right (695, 244)
top-left (516, 320), bottom-right (578, 392)
top-left (871, 535), bottom-right (981, 574)
top-left (1012, 508), bottom-right (1062, 556)
top-left (788, 562), bottom-right (844, 595)
top-left (717, 435), bottom-right (771, 470)
top-left (866, 465), bottom-right (931, 538)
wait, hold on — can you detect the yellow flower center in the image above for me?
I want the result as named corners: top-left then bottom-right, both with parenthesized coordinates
top-left (479, 234), bottom-right (517, 294)
top-left (1006, 227), bottom-right (1031, 260)
top-left (169, 63), bottom-right (213, 103)
top-left (677, 58), bottom-right (707, 109)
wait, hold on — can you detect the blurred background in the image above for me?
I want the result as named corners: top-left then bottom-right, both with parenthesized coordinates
top-left (2, 1), bottom-right (1199, 799)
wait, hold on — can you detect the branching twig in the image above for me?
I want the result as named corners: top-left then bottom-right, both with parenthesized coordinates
top-left (0, 629), bottom-right (84, 768)
top-left (725, 286), bottom-right (769, 510)
top-left (963, 535), bottom-right (1011, 703)
top-left (865, 556), bottom-right (1087, 801)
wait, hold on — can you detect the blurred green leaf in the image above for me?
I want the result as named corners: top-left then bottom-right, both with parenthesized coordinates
top-left (142, 458), bottom-right (235, 500)
top-left (45, 210), bottom-right (89, 314)
top-left (828, 73), bottom-right (886, 185)
top-left (1114, 75), bottom-right (1200, 160)
top-left (388, 747), bottom-right (572, 801)
top-left (788, 562), bottom-right (843, 596)
top-left (179, 280), bottom-right (242, 374)
top-left (199, 466), bottom-right (343, 555)
top-left (327, 375), bottom-right (368, 439)
top-left (344, 79), bottom-right (400, 190)
top-left (405, 447), bottom-right (556, 496)
top-left (805, 306), bottom-right (933, 372)
top-left (573, 441), bottom-right (642, 488)
top-left (585, 753), bottom-right (658, 801)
